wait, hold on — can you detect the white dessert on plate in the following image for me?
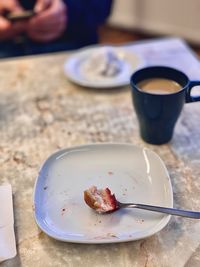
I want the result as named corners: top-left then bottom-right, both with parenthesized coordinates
top-left (81, 47), bottom-right (123, 79)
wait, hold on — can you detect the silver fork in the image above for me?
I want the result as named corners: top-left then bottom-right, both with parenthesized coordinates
top-left (117, 202), bottom-right (200, 219)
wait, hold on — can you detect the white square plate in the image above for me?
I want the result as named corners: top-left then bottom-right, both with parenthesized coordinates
top-left (34, 143), bottom-right (173, 243)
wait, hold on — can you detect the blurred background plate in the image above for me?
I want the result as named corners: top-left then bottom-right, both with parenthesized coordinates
top-left (64, 46), bottom-right (144, 88)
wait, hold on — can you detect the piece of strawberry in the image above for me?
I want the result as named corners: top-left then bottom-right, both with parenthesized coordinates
top-left (84, 186), bottom-right (118, 213)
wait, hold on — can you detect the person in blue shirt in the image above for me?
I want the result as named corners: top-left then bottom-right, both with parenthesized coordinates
top-left (0, 0), bottom-right (112, 58)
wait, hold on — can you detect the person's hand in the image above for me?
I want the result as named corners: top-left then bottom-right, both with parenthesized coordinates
top-left (0, 0), bottom-right (26, 40)
top-left (27, 0), bottom-right (67, 43)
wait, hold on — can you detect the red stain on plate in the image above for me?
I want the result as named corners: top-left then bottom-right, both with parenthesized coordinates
top-left (136, 219), bottom-right (145, 224)
top-left (61, 207), bottom-right (67, 216)
top-left (93, 233), bottom-right (118, 239)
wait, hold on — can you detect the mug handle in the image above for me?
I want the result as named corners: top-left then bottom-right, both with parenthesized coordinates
top-left (186, 81), bottom-right (200, 103)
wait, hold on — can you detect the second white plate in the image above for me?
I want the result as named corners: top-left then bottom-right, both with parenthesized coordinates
top-left (64, 46), bottom-right (144, 88)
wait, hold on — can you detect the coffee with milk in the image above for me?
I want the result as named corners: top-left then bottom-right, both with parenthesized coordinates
top-left (137, 78), bottom-right (182, 95)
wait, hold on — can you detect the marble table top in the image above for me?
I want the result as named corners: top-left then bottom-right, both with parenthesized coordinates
top-left (0, 38), bottom-right (200, 267)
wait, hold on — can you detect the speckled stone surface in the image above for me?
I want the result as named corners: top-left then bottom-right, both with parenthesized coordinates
top-left (0, 39), bottom-right (200, 267)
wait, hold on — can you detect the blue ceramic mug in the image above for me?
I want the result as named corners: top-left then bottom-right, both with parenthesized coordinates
top-left (130, 66), bottom-right (200, 144)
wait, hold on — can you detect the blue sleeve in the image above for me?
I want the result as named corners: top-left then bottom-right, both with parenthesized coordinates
top-left (63, 0), bottom-right (113, 33)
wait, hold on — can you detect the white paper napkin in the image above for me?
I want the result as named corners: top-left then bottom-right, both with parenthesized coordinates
top-left (0, 184), bottom-right (16, 262)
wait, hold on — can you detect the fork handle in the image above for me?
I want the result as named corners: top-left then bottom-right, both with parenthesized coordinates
top-left (125, 203), bottom-right (200, 219)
